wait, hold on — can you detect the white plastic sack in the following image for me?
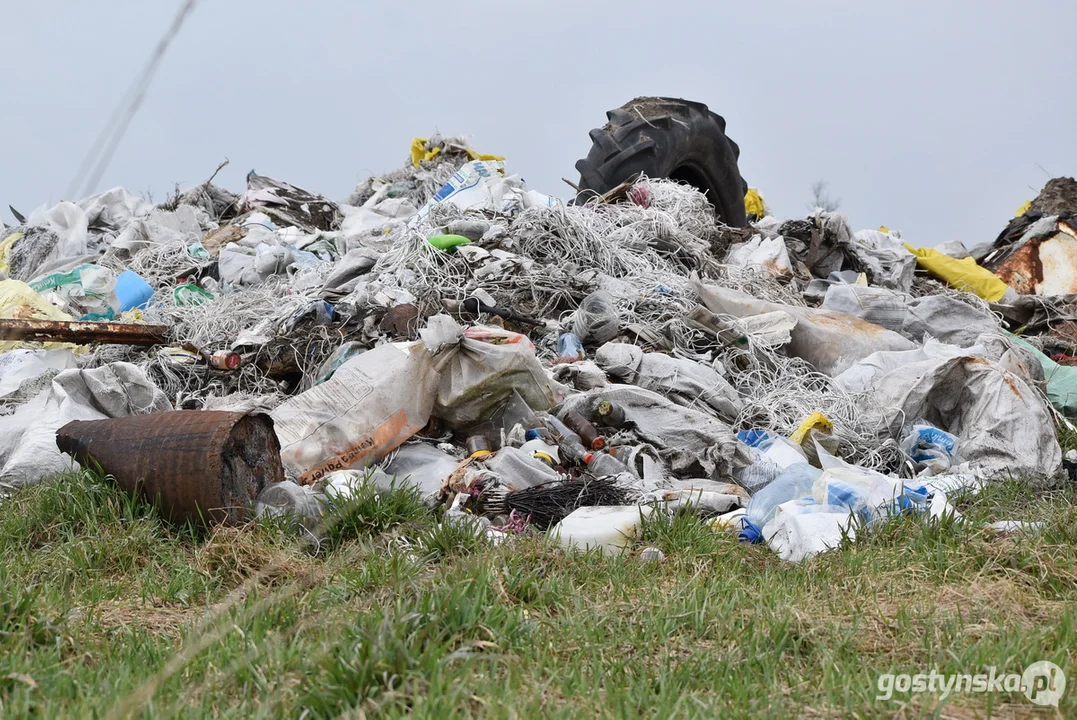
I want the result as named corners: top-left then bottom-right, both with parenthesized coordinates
top-left (482, 446), bottom-right (560, 491)
top-left (550, 360), bottom-right (608, 391)
top-left (935, 240), bottom-right (970, 259)
top-left (0, 349), bottom-right (76, 397)
top-left (422, 317), bottom-right (554, 429)
top-left (0, 363), bottom-right (171, 492)
top-left (271, 341), bottom-right (443, 484)
top-left (693, 280), bottom-right (916, 376)
top-left (595, 342), bottom-right (742, 423)
top-left (822, 284), bottom-right (999, 348)
top-left (846, 345), bottom-right (1061, 479)
top-left (762, 498), bottom-right (856, 563)
top-left (341, 188), bottom-right (418, 235)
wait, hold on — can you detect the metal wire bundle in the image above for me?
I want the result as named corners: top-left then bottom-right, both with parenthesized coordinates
top-left (480, 476), bottom-right (635, 530)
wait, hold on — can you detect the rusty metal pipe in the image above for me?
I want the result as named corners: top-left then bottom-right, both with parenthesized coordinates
top-left (0, 318), bottom-right (169, 346)
top-left (56, 411), bottom-right (284, 525)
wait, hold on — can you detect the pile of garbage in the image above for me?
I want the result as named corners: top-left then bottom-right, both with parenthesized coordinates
top-left (3, 136), bottom-right (1076, 562)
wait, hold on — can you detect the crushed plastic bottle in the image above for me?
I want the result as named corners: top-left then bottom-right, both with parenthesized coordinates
top-left (255, 480), bottom-right (325, 533)
top-left (739, 463), bottom-right (821, 543)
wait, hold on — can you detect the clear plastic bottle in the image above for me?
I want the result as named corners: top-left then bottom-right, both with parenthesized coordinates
top-left (739, 463), bottom-right (821, 543)
top-left (255, 480), bottom-right (325, 533)
top-left (583, 451), bottom-right (629, 477)
top-left (536, 412), bottom-right (588, 464)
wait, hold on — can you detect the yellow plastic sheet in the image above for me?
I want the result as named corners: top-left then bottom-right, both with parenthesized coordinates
top-left (904, 244), bottom-right (1010, 302)
top-left (410, 137), bottom-right (505, 168)
top-left (1015, 200), bottom-right (1032, 218)
top-left (0, 279), bottom-right (79, 352)
top-left (878, 225), bottom-right (890, 234)
top-left (744, 188), bottom-right (765, 218)
top-left (0, 231), bottom-right (23, 275)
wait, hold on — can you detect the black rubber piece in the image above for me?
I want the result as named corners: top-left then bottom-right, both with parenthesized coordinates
top-left (574, 97), bottom-right (748, 227)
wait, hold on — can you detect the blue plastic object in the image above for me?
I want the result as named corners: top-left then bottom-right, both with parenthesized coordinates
top-left (736, 429), bottom-right (772, 448)
top-left (114, 270), bottom-right (154, 312)
top-left (556, 333), bottom-right (586, 360)
top-left (738, 519), bottom-right (763, 544)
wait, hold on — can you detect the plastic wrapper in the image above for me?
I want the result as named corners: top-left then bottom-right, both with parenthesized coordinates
top-left (572, 290), bottom-right (620, 344)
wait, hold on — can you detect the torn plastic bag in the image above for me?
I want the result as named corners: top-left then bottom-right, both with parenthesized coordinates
top-left (833, 341), bottom-right (970, 395)
top-left (846, 345), bottom-right (1061, 479)
top-left (811, 460), bottom-right (928, 523)
top-left (482, 446), bottom-right (561, 491)
top-left (572, 291), bottom-right (620, 344)
top-left (595, 342), bottom-right (742, 424)
top-left (421, 316), bottom-right (554, 430)
top-left (0, 362), bottom-right (171, 492)
top-left (550, 360), bottom-right (608, 391)
top-left (557, 385), bottom-right (751, 480)
top-left (693, 279), bottom-right (915, 376)
top-left (414, 160), bottom-right (555, 222)
top-left (734, 431), bottom-right (808, 492)
top-left (271, 340), bottom-right (445, 485)
top-left (319, 247), bottom-right (381, 298)
top-left (726, 235), bottom-right (792, 276)
top-left (242, 172), bottom-right (342, 232)
top-left (822, 283), bottom-right (999, 348)
top-left (845, 229), bottom-right (916, 292)
top-left (803, 270), bottom-right (865, 305)
top-left (383, 443), bottom-right (462, 501)
top-left (0, 349), bottom-right (76, 397)
top-left (762, 497), bottom-right (856, 563)
top-left (340, 190), bottom-right (417, 236)
top-left (935, 240), bottom-right (971, 259)
top-left (900, 423), bottom-right (961, 475)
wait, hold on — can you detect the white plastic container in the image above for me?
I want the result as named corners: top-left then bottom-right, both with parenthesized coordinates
top-left (550, 505), bottom-right (653, 555)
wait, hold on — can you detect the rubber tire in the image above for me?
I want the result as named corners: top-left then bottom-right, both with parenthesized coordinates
top-left (574, 97), bottom-right (748, 227)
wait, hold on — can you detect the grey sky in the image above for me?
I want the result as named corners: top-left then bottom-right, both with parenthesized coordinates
top-left (3, 0), bottom-right (1075, 249)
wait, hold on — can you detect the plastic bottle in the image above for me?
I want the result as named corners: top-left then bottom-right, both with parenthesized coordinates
top-left (595, 400), bottom-right (627, 429)
top-left (255, 481), bottom-right (325, 533)
top-left (583, 451), bottom-right (629, 476)
top-left (536, 413), bottom-right (588, 464)
top-left (739, 463), bottom-right (821, 543)
top-left (562, 411), bottom-right (606, 450)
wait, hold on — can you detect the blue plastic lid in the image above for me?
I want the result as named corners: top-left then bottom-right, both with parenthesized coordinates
top-left (524, 428), bottom-right (543, 441)
top-left (738, 519), bottom-right (764, 544)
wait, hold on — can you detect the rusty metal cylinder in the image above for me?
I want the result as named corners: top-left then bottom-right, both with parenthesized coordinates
top-left (56, 411), bottom-right (284, 525)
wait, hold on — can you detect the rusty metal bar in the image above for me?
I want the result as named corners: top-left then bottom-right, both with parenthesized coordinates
top-left (0, 318), bottom-right (169, 346)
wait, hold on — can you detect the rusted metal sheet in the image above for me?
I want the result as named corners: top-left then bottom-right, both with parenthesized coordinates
top-left (984, 220), bottom-right (1077, 296)
top-left (56, 411), bottom-right (284, 525)
top-left (0, 319), bottom-right (169, 346)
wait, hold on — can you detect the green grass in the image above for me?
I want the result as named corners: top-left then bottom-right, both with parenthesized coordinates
top-left (1, 469), bottom-right (1075, 718)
